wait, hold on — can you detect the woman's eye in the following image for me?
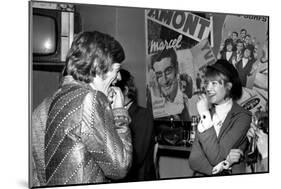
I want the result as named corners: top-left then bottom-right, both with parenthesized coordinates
top-left (212, 81), bottom-right (218, 85)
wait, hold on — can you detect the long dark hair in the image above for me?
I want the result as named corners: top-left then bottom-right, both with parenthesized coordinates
top-left (114, 69), bottom-right (137, 102)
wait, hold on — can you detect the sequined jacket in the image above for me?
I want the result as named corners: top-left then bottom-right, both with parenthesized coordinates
top-left (31, 76), bottom-right (132, 187)
top-left (32, 97), bottom-right (52, 187)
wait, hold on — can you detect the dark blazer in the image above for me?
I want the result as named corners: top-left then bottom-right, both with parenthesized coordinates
top-left (235, 58), bottom-right (256, 87)
top-left (122, 102), bottom-right (156, 181)
top-left (220, 51), bottom-right (236, 65)
top-left (188, 102), bottom-right (251, 175)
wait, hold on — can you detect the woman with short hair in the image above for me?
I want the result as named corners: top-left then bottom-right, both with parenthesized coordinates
top-left (188, 59), bottom-right (251, 176)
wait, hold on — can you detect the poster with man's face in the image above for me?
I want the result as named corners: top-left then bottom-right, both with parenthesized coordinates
top-left (145, 10), bottom-right (214, 120)
top-left (145, 10), bottom-right (269, 120)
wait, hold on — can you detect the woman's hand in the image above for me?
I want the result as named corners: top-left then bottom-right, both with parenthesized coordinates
top-left (196, 94), bottom-right (212, 133)
top-left (256, 129), bottom-right (268, 159)
top-left (108, 87), bottom-right (124, 109)
top-left (196, 93), bottom-right (209, 114)
top-left (226, 149), bottom-right (244, 166)
top-left (247, 120), bottom-right (258, 141)
top-left (212, 161), bottom-right (230, 174)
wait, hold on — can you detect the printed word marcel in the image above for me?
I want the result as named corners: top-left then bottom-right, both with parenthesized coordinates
top-left (150, 35), bottom-right (182, 53)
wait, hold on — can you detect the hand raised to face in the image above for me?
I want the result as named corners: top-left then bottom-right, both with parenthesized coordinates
top-left (107, 86), bottom-right (124, 109)
top-left (196, 93), bottom-right (209, 114)
top-left (256, 129), bottom-right (268, 159)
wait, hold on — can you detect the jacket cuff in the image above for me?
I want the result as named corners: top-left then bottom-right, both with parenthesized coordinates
top-left (198, 110), bottom-right (212, 133)
top-left (112, 107), bottom-right (131, 123)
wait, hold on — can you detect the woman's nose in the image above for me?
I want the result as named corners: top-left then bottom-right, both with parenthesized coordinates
top-left (206, 82), bottom-right (212, 91)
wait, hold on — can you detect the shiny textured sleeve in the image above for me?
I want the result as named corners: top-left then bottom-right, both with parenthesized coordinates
top-left (31, 97), bottom-right (51, 186)
top-left (31, 107), bottom-right (43, 187)
top-left (31, 155), bottom-right (40, 187)
top-left (81, 91), bottom-right (132, 180)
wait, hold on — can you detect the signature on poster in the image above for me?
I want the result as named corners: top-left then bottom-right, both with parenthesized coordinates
top-left (150, 35), bottom-right (182, 53)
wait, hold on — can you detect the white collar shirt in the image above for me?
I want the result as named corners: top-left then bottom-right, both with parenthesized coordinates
top-left (213, 99), bottom-right (233, 136)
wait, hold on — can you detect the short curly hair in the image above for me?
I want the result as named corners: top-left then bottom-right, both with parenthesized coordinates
top-left (65, 31), bottom-right (125, 83)
top-left (150, 48), bottom-right (178, 73)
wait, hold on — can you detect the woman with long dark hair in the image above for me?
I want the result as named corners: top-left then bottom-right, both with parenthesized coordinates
top-left (115, 69), bottom-right (156, 181)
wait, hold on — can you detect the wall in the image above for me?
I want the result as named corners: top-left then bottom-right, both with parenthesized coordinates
top-left (76, 4), bottom-right (147, 107)
top-left (115, 7), bottom-right (147, 107)
top-left (76, 4), bottom-right (117, 37)
top-left (32, 71), bottom-right (60, 110)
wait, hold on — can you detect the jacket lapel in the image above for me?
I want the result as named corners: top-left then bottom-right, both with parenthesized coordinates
top-left (217, 102), bottom-right (239, 140)
top-left (128, 101), bottom-right (138, 118)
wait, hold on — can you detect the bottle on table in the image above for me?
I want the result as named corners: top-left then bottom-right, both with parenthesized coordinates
top-left (189, 115), bottom-right (198, 144)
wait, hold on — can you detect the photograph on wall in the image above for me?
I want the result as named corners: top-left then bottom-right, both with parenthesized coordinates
top-left (29, 0), bottom-right (269, 188)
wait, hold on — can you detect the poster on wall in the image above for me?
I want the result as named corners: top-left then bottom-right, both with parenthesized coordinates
top-left (145, 9), bottom-right (214, 120)
top-left (145, 10), bottom-right (269, 119)
top-left (217, 14), bottom-right (269, 114)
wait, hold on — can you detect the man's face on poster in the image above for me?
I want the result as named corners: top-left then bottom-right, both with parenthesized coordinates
top-left (243, 48), bottom-right (251, 58)
top-left (240, 30), bottom-right (246, 39)
top-left (226, 43), bottom-right (233, 52)
top-left (232, 32), bottom-right (238, 41)
top-left (236, 42), bottom-right (244, 52)
top-left (153, 57), bottom-right (178, 101)
top-left (245, 35), bottom-right (251, 45)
